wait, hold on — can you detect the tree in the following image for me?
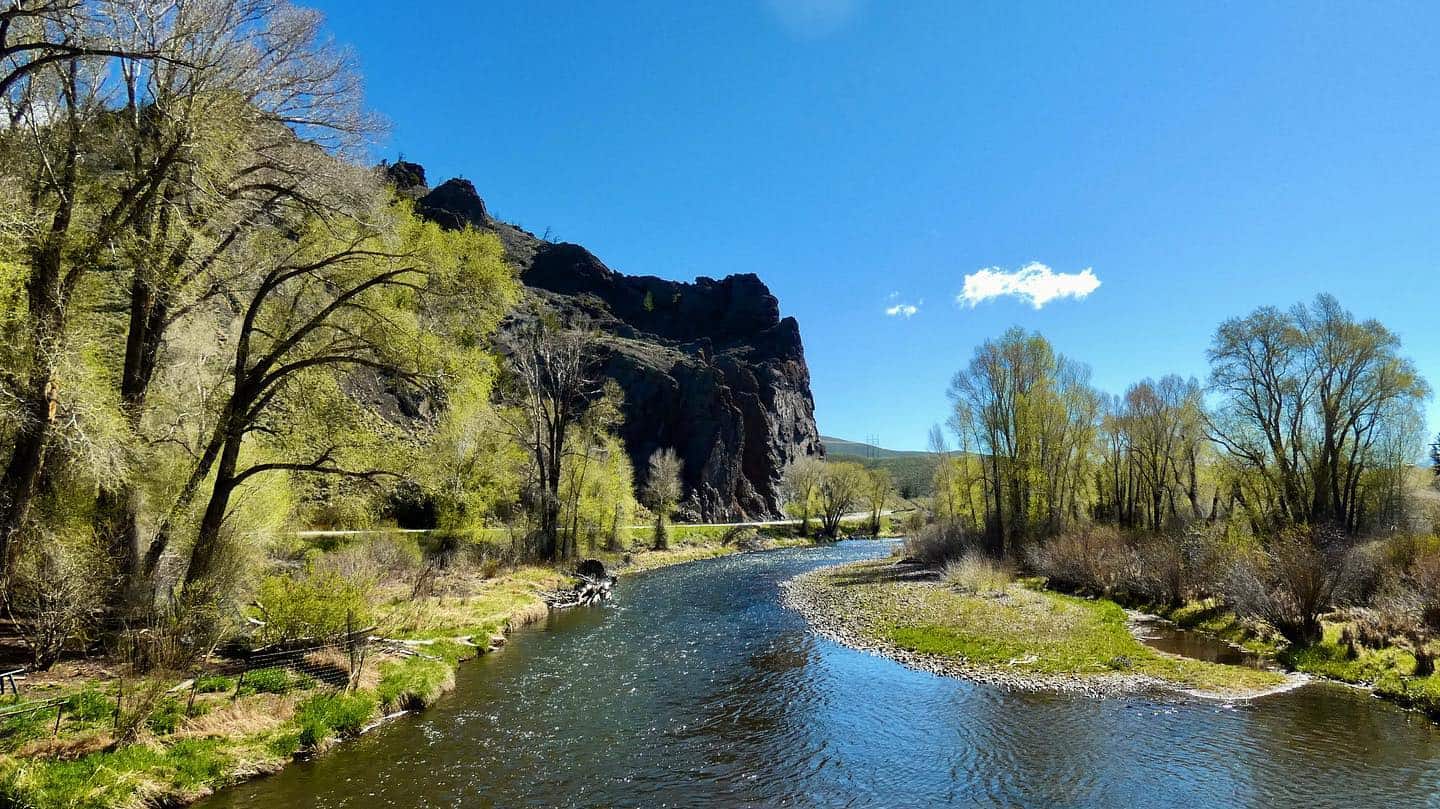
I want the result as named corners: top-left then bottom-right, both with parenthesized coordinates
top-left (1208, 294), bottom-right (1428, 534)
top-left (178, 198), bottom-right (512, 592)
top-left (817, 461), bottom-right (866, 538)
top-left (644, 448), bottom-right (682, 550)
top-left (89, 0), bottom-right (371, 610)
top-left (862, 467), bottom-right (893, 535)
top-left (780, 456), bottom-right (824, 536)
top-left (947, 328), bottom-right (1097, 554)
top-left (504, 315), bottom-right (598, 562)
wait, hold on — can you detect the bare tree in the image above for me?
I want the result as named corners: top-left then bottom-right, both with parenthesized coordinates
top-left (779, 455), bottom-right (824, 536)
top-left (644, 447), bottom-right (682, 550)
top-left (504, 315), bottom-right (597, 561)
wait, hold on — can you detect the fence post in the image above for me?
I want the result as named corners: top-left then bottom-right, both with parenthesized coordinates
top-left (186, 674), bottom-right (201, 717)
top-left (52, 702), bottom-right (63, 736)
top-left (233, 670), bottom-right (246, 702)
top-left (113, 678), bottom-right (124, 733)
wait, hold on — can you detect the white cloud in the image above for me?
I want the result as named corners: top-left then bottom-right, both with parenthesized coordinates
top-left (763, 0), bottom-right (862, 38)
top-left (885, 303), bottom-right (918, 318)
top-left (957, 263), bottom-right (1101, 309)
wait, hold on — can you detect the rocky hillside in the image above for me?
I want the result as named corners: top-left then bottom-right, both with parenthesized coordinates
top-left (388, 162), bottom-right (822, 520)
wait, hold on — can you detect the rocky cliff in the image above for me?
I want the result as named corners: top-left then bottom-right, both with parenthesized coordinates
top-left (389, 162), bottom-right (822, 520)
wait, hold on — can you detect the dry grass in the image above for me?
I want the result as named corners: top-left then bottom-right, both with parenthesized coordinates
top-left (941, 552), bottom-right (1014, 596)
top-left (175, 693), bottom-right (298, 740)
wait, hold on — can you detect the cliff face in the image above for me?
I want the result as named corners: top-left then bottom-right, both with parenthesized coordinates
top-left (391, 162), bottom-right (822, 520)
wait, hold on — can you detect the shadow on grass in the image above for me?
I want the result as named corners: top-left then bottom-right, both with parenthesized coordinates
top-left (826, 560), bottom-right (938, 587)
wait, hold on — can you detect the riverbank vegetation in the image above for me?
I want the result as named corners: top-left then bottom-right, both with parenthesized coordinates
top-left (0, 3), bottom-right (888, 807)
top-left (785, 558), bottom-right (1290, 696)
top-left (840, 293), bottom-right (1440, 715)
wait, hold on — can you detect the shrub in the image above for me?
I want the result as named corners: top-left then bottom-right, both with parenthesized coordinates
top-left (1026, 527), bottom-right (1133, 596)
top-left (253, 567), bottom-right (376, 645)
top-left (294, 691), bottom-right (377, 748)
top-left (2, 539), bottom-right (104, 670)
top-left (941, 552), bottom-right (1013, 596)
top-left (1224, 526), bottom-right (1350, 646)
top-left (901, 523), bottom-right (978, 566)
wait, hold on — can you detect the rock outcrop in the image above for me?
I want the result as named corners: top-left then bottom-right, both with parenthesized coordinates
top-left (386, 161), bottom-right (822, 520)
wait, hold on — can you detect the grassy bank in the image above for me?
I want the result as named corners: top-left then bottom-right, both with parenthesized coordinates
top-left (1092, 595), bottom-right (1440, 718)
top-left (0, 524), bottom-right (852, 809)
top-left (785, 559), bottom-right (1290, 697)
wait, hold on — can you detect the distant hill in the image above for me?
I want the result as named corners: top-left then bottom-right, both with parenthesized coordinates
top-left (822, 436), bottom-right (936, 499)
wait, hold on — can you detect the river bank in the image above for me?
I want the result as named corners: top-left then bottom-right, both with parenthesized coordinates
top-left (0, 525), bottom-right (869, 809)
top-left (782, 558), bottom-right (1297, 699)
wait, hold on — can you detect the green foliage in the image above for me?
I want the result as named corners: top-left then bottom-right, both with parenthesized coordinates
top-left (294, 692), bottom-right (377, 748)
top-left (0, 738), bottom-right (232, 809)
top-left (194, 674), bottom-right (236, 694)
top-left (253, 567), bottom-right (376, 645)
top-left (147, 697), bottom-right (186, 736)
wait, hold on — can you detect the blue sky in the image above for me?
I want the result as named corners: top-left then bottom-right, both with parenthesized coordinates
top-left (312, 0), bottom-right (1440, 451)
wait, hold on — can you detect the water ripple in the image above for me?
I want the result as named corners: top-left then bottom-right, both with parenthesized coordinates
top-left (199, 541), bottom-right (1440, 809)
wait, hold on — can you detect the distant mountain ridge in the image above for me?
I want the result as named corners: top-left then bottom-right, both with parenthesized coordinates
top-left (821, 436), bottom-right (936, 499)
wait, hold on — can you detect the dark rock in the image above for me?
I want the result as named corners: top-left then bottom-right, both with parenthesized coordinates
top-left (383, 160), bottom-right (428, 195)
top-left (394, 163), bottom-right (823, 520)
top-left (417, 178), bottom-right (489, 230)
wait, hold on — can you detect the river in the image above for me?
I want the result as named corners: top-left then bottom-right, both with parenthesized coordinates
top-left (200, 540), bottom-right (1440, 808)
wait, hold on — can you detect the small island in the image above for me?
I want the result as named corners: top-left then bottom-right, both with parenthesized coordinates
top-left (785, 556), bottom-right (1295, 699)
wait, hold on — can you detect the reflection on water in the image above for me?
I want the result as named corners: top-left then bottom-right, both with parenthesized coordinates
top-left (1130, 613), bottom-right (1273, 668)
top-left (199, 541), bottom-right (1440, 809)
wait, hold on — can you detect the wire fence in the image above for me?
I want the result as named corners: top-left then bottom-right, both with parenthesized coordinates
top-left (0, 621), bottom-right (375, 742)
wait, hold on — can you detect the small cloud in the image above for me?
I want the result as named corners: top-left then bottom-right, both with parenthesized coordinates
top-left (883, 293), bottom-right (921, 317)
top-left (763, 0), bottom-right (862, 38)
top-left (957, 263), bottom-right (1101, 309)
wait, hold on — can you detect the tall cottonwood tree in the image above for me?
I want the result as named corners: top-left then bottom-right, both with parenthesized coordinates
top-left (780, 455), bottom-right (824, 536)
top-left (948, 328), bottom-right (1097, 554)
top-left (1208, 294), bottom-right (1428, 534)
top-left (91, 0), bottom-right (373, 607)
top-left (177, 199), bottom-right (512, 592)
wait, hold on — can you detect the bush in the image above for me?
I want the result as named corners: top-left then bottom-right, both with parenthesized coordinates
top-left (294, 691), bottom-right (377, 748)
top-left (941, 552), bottom-right (1013, 595)
top-left (2, 539), bottom-right (104, 670)
top-left (1026, 527), bottom-right (1134, 596)
top-left (901, 523), bottom-right (979, 566)
top-left (253, 567), bottom-right (376, 645)
top-left (1224, 526), bottom-right (1350, 646)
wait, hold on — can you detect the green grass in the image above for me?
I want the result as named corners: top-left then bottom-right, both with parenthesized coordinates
top-left (811, 560), bottom-right (1287, 695)
top-left (294, 692), bottom-right (378, 749)
top-left (1278, 623), bottom-right (1440, 717)
top-left (239, 667), bottom-right (313, 696)
top-left (376, 657), bottom-right (455, 711)
top-left (0, 738), bottom-right (236, 809)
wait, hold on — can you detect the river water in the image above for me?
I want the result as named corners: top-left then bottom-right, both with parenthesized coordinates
top-left (200, 540), bottom-right (1440, 808)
